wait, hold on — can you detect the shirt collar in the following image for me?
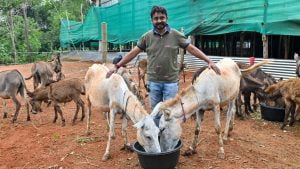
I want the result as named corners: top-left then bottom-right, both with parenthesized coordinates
top-left (153, 24), bottom-right (171, 36)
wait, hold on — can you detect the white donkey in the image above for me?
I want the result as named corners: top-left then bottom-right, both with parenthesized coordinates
top-left (85, 64), bottom-right (161, 160)
top-left (151, 58), bottom-right (270, 159)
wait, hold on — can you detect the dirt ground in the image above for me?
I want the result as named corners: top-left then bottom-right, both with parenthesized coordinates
top-left (0, 61), bottom-right (299, 169)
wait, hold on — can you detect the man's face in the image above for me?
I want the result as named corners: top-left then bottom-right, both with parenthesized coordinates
top-left (152, 12), bottom-right (167, 30)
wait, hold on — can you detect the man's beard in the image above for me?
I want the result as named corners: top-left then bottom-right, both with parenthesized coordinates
top-left (154, 22), bottom-right (166, 30)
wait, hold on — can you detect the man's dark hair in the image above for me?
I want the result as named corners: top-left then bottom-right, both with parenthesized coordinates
top-left (150, 6), bottom-right (168, 18)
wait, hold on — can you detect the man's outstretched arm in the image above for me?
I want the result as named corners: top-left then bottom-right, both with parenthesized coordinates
top-left (106, 46), bottom-right (143, 78)
top-left (186, 44), bottom-right (221, 75)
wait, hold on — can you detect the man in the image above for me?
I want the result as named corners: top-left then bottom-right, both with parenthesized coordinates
top-left (107, 5), bottom-right (221, 110)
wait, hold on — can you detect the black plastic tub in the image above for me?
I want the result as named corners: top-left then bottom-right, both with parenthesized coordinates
top-left (132, 140), bottom-right (183, 169)
top-left (260, 103), bottom-right (285, 122)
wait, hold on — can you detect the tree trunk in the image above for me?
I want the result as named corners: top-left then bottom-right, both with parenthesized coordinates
top-left (22, 3), bottom-right (32, 62)
top-left (8, 9), bottom-right (17, 63)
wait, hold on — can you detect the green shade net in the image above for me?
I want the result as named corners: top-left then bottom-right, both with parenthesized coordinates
top-left (60, 0), bottom-right (300, 48)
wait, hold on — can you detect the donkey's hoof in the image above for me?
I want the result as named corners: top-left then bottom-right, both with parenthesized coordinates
top-left (27, 117), bottom-right (31, 121)
top-left (12, 118), bottom-right (17, 123)
top-left (61, 122), bottom-right (66, 127)
top-left (102, 154), bottom-right (111, 161)
top-left (3, 113), bottom-right (8, 119)
top-left (217, 150), bottom-right (225, 159)
top-left (120, 144), bottom-right (133, 152)
top-left (85, 131), bottom-right (92, 136)
top-left (182, 148), bottom-right (196, 156)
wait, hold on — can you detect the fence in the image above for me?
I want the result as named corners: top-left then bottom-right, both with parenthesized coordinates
top-left (2, 51), bottom-right (295, 80)
top-left (184, 55), bottom-right (297, 80)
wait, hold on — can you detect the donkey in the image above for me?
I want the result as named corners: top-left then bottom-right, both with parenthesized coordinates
top-left (26, 53), bottom-right (64, 89)
top-left (85, 64), bottom-right (161, 160)
top-left (260, 78), bottom-right (300, 130)
top-left (0, 70), bottom-right (31, 122)
top-left (151, 58), bottom-right (270, 159)
top-left (137, 59), bottom-right (148, 91)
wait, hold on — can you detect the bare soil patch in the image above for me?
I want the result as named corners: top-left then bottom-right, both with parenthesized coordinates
top-left (0, 61), bottom-right (299, 169)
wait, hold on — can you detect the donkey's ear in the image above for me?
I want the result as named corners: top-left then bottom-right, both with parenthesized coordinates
top-left (163, 109), bottom-right (172, 121)
top-left (56, 53), bottom-right (61, 64)
top-left (150, 102), bottom-right (163, 117)
top-left (294, 53), bottom-right (299, 60)
top-left (134, 118), bottom-right (145, 129)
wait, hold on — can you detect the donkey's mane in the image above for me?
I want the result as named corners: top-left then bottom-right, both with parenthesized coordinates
top-left (163, 85), bottom-right (194, 107)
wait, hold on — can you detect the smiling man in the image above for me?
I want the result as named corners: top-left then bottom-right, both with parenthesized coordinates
top-left (107, 5), bottom-right (221, 110)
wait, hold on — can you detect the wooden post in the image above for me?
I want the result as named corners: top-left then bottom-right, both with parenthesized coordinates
top-left (81, 3), bottom-right (85, 51)
top-left (262, 34), bottom-right (268, 59)
top-left (101, 22), bottom-right (107, 63)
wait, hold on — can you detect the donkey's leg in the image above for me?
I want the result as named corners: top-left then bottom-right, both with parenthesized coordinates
top-left (53, 105), bottom-right (58, 123)
top-left (79, 98), bottom-right (85, 121)
top-left (12, 96), bottom-right (21, 123)
top-left (33, 76), bottom-right (38, 90)
top-left (72, 102), bottom-right (80, 125)
top-left (281, 100), bottom-right (292, 130)
top-left (54, 104), bottom-right (65, 127)
top-left (183, 110), bottom-right (204, 156)
top-left (120, 114), bottom-right (132, 151)
top-left (223, 100), bottom-right (235, 141)
top-left (289, 102), bottom-right (296, 126)
top-left (20, 87), bottom-right (30, 121)
top-left (103, 108), bottom-right (117, 161)
top-left (229, 101), bottom-right (236, 133)
top-left (213, 105), bottom-right (225, 159)
top-left (244, 91), bottom-right (252, 114)
top-left (86, 97), bottom-right (92, 135)
top-left (2, 99), bottom-right (8, 118)
top-left (235, 92), bottom-right (244, 119)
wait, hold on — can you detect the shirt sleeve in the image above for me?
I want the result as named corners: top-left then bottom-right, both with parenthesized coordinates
top-left (174, 30), bottom-right (189, 49)
top-left (137, 33), bottom-right (147, 51)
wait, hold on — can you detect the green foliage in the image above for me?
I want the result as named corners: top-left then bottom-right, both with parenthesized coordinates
top-left (0, 0), bottom-right (91, 64)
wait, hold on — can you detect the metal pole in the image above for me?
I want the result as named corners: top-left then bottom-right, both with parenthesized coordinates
top-left (101, 22), bottom-right (107, 63)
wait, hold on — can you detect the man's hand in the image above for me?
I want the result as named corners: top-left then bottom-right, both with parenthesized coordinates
top-left (208, 61), bottom-right (221, 75)
top-left (106, 65), bottom-right (119, 78)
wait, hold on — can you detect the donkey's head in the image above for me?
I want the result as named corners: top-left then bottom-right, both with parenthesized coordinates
top-left (151, 103), bottom-right (182, 152)
top-left (134, 116), bottom-right (161, 153)
top-left (49, 53), bottom-right (62, 73)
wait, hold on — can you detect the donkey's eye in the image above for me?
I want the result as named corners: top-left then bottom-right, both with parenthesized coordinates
top-left (146, 136), bottom-right (151, 140)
